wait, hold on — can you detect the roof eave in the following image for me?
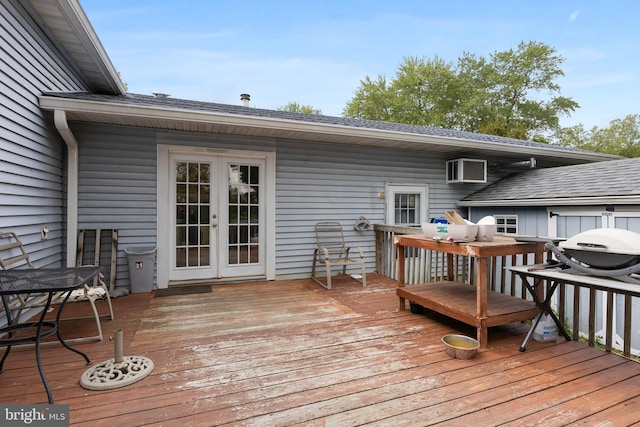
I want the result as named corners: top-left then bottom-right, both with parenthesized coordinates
top-left (29, 0), bottom-right (126, 95)
top-left (38, 95), bottom-right (619, 162)
top-left (459, 195), bottom-right (640, 207)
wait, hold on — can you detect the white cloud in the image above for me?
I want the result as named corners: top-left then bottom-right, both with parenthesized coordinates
top-left (569, 10), bottom-right (580, 21)
top-left (565, 72), bottom-right (637, 90)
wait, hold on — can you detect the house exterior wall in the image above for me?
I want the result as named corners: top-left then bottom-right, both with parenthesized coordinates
top-left (0, 0), bottom-right (89, 267)
top-left (273, 139), bottom-right (481, 278)
top-left (70, 123), bottom-right (487, 285)
top-left (467, 206), bottom-right (549, 236)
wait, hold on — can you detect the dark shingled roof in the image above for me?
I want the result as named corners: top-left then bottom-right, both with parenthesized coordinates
top-left (461, 157), bottom-right (640, 203)
top-left (44, 91), bottom-right (599, 155)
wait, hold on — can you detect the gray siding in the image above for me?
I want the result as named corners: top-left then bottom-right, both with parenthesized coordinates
top-left (72, 124), bottom-right (278, 286)
top-left (468, 206), bottom-right (549, 236)
top-left (72, 124), bottom-right (490, 282)
top-left (72, 124), bottom-right (158, 286)
top-left (274, 140), bottom-right (480, 278)
top-left (0, 0), bottom-right (88, 266)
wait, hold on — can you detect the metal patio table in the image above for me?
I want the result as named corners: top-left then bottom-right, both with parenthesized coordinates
top-left (0, 266), bottom-right (102, 403)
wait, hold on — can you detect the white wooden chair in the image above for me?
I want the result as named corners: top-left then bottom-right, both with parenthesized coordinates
top-left (311, 222), bottom-right (366, 289)
top-left (0, 231), bottom-right (114, 342)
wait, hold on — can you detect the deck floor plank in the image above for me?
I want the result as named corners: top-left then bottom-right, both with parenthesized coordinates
top-left (0, 274), bottom-right (638, 426)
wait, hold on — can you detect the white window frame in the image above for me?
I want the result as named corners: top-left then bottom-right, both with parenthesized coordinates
top-left (495, 214), bottom-right (518, 234)
top-left (384, 183), bottom-right (429, 226)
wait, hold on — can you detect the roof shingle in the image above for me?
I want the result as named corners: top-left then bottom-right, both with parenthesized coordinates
top-left (461, 157), bottom-right (640, 203)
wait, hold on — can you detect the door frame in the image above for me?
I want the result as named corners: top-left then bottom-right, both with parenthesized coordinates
top-left (157, 144), bottom-right (276, 288)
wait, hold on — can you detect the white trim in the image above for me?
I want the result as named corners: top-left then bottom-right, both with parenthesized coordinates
top-left (494, 214), bottom-right (519, 234)
top-left (156, 145), bottom-right (275, 288)
top-left (157, 146), bottom-right (170, 288)
top-left (39, 95), bottom-right (619, 163)
top-left (462, 195), bottom-right (640, 207)
top-left (384, 183), bottom-right (429, 225)
top-left (218, 157), bottom-right (267, 277)
top-left (548, 207), bottom-right (640, 234)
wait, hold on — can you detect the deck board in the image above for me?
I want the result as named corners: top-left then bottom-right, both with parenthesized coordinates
top-left (0, 274), bottom-right (639, 426)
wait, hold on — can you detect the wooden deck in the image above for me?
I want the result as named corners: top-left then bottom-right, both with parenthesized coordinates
top-left (2, 274), bottom-right (640, 426)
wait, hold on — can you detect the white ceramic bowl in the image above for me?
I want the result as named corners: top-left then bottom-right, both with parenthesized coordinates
top-left (477, 215), bottom-right (496, 225)
top-left (476, 224), bottom-right (497, 242)
top-left (422, 223), bottom-right (478, 241)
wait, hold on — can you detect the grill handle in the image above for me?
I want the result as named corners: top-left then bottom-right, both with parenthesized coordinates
top-left (576, 242), bottom-right (607, 249)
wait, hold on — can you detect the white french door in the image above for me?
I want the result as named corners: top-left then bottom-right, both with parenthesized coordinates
top-left (170, 155), bottom-right (218, 280)
top-left (157, 146), bottom-right (275, 286)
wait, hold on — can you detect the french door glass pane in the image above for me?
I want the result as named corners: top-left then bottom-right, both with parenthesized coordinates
top-left (175, 161), bottom-right (210, 268)
top-left (228, 163), bottom-right (260, 265)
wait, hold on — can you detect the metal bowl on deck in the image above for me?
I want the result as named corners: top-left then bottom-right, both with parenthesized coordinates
top-left (442, 334), bottom-right (480, 360)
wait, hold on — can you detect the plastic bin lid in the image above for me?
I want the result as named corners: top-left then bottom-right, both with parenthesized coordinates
top-left (124, 246), bottom-right (157, 255)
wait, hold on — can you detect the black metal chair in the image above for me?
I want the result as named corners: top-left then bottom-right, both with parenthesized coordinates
top-left (0, 231), bottom-right (114, 342)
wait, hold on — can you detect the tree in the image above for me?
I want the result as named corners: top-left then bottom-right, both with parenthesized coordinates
top-left (343, 41), bottom-right (578, 140)
top-left (277, 102), bottom-right (322, 115)
top-left (554, 114), bottom-right (640, 157)
top-left (342, 57), bottom-right (462, 128)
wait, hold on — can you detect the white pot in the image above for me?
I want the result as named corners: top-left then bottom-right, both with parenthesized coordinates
top-left (422, 223), bottom-right (478, 241)
top-left (476, 224), bottom-right (497, 242)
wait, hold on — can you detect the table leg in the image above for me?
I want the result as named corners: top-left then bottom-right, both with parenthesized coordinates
top-left (519, 276), bottom-right (571, 352)
top-left (397, 244), bottom-right (406, 311)
top-left (0, 295), bottom-right (12, 372)
top-left (56, 293), bottom-right (91, 365)
top-left (476, 258), bottom-right (488, 348)
top-left (34, 299), bottom-right (54, 403)
top-left (520, 311), bottom-right (544, 352)
top-left (36, 300), bottom-right (53, 404)
top-left (477, 327), bottom-right (488, 349)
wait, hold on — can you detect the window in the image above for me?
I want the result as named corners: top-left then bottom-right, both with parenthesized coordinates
top-left (495, 215), bottom-right (518, 234)
top-left (385, 184), bottom-right (428, 225)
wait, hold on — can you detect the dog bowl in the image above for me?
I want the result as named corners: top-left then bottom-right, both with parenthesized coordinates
top-left (442, 334), bottom-right (480, 360)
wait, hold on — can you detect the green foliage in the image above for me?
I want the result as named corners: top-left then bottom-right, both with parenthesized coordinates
top-left (277, 102), bottom-right (322, 115)
top-left (117, 71), bottom-right (128, 91)
top-left (554, 114), bottom-right (640, 157)
top-left (343, 41), bottom-right (578, 140)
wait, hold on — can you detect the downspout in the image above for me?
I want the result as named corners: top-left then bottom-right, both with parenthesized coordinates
top-left (53, 110), bottom-right (78, 267)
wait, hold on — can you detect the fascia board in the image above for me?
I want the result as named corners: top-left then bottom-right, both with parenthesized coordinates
top-left (39, 95), bottom-right (618, 162)
top-left (57, 0), bottom-right (126, 94)
top-left (459, 195), bottom-right (640, 207)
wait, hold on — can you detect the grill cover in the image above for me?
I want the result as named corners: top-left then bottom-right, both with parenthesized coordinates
top-left (558, 228), bottom-right (640, 269)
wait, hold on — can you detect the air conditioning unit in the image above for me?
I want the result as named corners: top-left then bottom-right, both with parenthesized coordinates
top-left (446, 158), bottom-right (487, 184)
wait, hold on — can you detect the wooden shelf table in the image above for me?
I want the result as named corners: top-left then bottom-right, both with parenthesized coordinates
top-left (394, 234), bottom-right (546, 348)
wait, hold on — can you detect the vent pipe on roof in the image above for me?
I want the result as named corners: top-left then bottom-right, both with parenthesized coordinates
top-left (240, 93), bottom-right (250, 107)
top-left (152, 92), bottom-right (170, 98)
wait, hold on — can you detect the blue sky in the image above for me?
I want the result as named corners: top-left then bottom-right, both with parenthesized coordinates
top-left (80, 1), bottom-right (639, 129)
